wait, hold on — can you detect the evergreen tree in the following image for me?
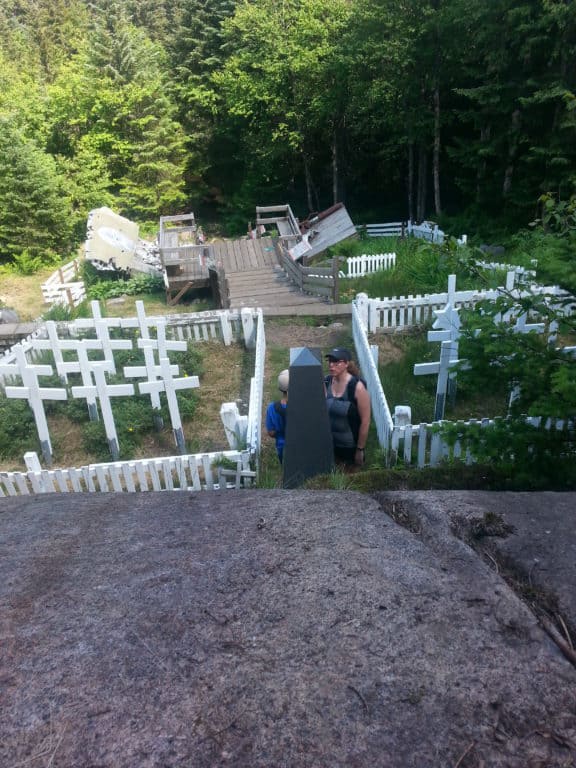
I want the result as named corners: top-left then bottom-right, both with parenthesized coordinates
top-left (47, 10), bottom-right (188, 221)
top-left (447, 0), bottom-right (576, 221)
top-left (117, 87), bottom-right (188, 218)
top-left (168, 0), bottom-right (236, 208)
top-left (0, 119), bottom-right (72, 263)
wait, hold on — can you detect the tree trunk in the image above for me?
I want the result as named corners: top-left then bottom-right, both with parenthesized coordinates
top-left (407, 140), bottom-right (414, 223)
top-left (302, 152), bottom-right (314, 212)
top-left (433, 85), bottom-right (442, 217)
top-left (502, 109), bottom-right (521, 197)
top-left (416, 145), bottom-right (427, 222)
top-left (332, 129), bottom-right (339, 205)
top-left (476, 124), bottom-right (490, 203)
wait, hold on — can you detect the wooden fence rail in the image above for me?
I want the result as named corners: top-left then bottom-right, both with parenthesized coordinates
top-left (278, 245), bottom-right (339, 301)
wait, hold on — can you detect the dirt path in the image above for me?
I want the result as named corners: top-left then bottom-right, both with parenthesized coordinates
top-left (264, 316), bottom-right (405, 365)
top-left (264, 316), bottom-right (352, 352)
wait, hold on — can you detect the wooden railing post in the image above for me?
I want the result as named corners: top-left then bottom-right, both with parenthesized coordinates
top-left (332, 256), bottom-right (340, 304)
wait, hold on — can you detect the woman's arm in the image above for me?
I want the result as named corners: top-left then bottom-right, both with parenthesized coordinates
top-left (354, 381), bottom-right (371, 463)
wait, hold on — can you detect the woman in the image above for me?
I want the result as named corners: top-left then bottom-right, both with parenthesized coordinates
top-left (324, 347), bottom-right (371, 467)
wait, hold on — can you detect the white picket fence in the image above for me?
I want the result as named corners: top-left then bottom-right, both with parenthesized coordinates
top-left (41, 258), bottom-right (86, 308)
top-left (0, 449), bottom-right (255, 496)
top-left (340, 252), bottom-right (396, 278)
top-left (0, 305), bottom-right (260, 388)
top-left (0, 306), bottom-right (266, 496)
top-left (356, 280), bottom-right (571, 333)
top-left (361, 220), bottom-right (467, 245)
top-left (387, 416), bottom-right (573, 468)
top-left (476, 260), bottom-right (537, 286)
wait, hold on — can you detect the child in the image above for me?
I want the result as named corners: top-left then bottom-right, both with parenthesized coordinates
top-left (266, 369), bottom-right (289, 462)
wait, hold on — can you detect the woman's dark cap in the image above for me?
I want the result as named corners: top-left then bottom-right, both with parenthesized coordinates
top-left (325, 347), bottom-right (351, 362)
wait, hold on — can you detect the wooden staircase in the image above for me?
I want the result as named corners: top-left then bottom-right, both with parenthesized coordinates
top-left (226, 265), bottom-right (330, 312)
top-left (211, 237), bottom-right (332, 314)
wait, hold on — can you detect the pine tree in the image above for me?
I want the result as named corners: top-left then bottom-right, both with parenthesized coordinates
top-left (0, 119), bottom-right (72, 263)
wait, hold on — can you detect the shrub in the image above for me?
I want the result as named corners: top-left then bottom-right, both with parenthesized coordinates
top-left (87, 272), bottom-right (164, 300)
top-left (0, 398), bottom-right (39, 459)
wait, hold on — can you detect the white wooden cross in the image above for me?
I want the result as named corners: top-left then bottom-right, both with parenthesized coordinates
top-left (71, 362), bottom-right (134, 460)
top-left (413, 277), bottom-right (463, 421)
top-left (427, 300), bottom-right (462, 408)
top-left (123, 317), bottom-right (188, 427)
top-left (30, 320), bottom-right (128, 386)
top-left (414, 340), bottom-right (463, 421)
top-left (506, 313), bottom-right (545, 410)
top-left (511, 312), bottom-right (545, 335)
top-left (57, 340), bottom-right (115, 421)
top-left (119, 299), bottom-right (162, 339)
top-left (67, 301), bottom-right (132, 373)
top-left (138, 357), bottom-right (200, 454)
top-left (30, 321), bottom-right (68, 383)
top-left (0, 344), bottom-right (67, 465)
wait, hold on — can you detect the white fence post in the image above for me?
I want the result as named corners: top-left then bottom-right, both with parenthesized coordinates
top-left (220, 402), bottom-right (248, 449)
top-left (241, 308), bottom-right (256, 349)
top-left (356, 292), bottom-right (369, 330)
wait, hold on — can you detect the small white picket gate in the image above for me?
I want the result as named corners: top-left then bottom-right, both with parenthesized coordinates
top-left (41, 259), bottom-right (86, 308)
top-left (360, 220), bottom-right (467, 245)
top-left (340, 252), bottom-right (396, 278)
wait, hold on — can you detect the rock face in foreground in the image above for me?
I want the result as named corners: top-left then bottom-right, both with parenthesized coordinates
top-left (1, 490), bottom-right (575, 767)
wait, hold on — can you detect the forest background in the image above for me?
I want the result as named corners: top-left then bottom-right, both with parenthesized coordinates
top-left (1, 0), bottom-right (576, 271)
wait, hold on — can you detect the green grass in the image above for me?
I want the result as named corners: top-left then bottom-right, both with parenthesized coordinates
top-left (325, 235), bottom-right (511, 303)
top-left (378, 330), bottom-right (509, 425)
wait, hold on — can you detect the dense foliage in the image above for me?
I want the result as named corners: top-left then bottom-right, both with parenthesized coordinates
top-left (1, 0), bottom-right (576, 260)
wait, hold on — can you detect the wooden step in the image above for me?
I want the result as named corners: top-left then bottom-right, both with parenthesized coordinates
top-left (227, 264), bottom-right (331, 310)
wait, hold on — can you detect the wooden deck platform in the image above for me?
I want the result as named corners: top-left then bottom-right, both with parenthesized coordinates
top-left (211, 237), bottom-right (278, 272)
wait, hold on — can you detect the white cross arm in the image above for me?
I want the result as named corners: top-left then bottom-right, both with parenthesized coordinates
top-left (124, 364), bottom-right (180, 378)
top-left (71, 317), bottom-right (123, 330)
top-left (57, 359), bottom-right (115, 376)
top-left (30, 338), bottom-right (113, 352)
top-left (138, 376), bottom-right (200, 396)
top-left (428, 330), bottom-right (453, 342)
top-left (0, 363), bottom-right (54, 377)
top-left (72, 383), bottom-right (135, 398)
top-left (414, 360), bottom-right (461, 376)
top-left (5, 386), bottom-right (68, 400)
top-left (137, 338), bottom-right (187, 353)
